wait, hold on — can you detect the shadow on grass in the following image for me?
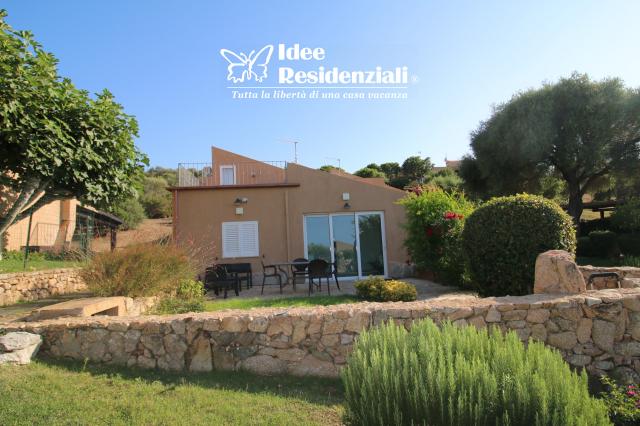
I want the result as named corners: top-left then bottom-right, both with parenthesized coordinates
top-left (37, 356), bottom-right (344, 407)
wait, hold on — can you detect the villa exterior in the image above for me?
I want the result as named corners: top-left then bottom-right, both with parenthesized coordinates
top-left (170, 147), bottom-right (411, 279)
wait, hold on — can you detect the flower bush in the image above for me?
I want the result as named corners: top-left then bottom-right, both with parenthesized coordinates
top-left (600, 376), bottom-right (640, 426)
top-left (342, 319), bottom-right (610, 425)
top-left (399, 188), bottom-right (474, 286)
top-left (354, 276), bottom-right (417, 302)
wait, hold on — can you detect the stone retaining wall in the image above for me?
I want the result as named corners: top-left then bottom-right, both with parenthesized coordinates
top-left (4, 288), bottom-right (640, 379)
top-left (0, 268), bottom-right (86, 306)
top-left (579, 266), bottom-right (640, 290)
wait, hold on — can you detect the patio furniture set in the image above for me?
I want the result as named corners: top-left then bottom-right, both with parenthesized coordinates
top-left (202, 257), bottom-right (341, 298)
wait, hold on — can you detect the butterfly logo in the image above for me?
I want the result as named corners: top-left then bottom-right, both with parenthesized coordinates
top-left (220, 45), bottom-right (274, 83)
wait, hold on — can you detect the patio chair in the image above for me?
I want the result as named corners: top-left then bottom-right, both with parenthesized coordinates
top-left (308, 259), bottom-right (333, 295)
top-left (204, 266), bottom-right (239, 299)
top-left (261, 259), bottom-right (283, 295)
top-left (222, 263), bottom-right (253, 290)
top-left (329, 261), bottom-right (341, 291)
top-left (291, 257), bottom-right (309, 290)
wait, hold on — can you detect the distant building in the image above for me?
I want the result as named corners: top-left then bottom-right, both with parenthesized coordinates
top-left (4, 198), bottom-right (122, 253)
top-left (432, 157), bottom-right (461, 173)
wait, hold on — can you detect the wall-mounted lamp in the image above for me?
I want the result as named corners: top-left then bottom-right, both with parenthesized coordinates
top-left (234, 197), bottom-right (248, 205)
top-left (343, 202), bottom-right (351, 209)
top-left (342, 192), bottom-right (350, 201)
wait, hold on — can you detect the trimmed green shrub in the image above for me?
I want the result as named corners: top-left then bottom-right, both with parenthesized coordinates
top-left (153, 279), bottom-right (205, 314)
top-left (399, 189), bottom-right (475, 286)
top-left (354, 276), bottom-right (417, 302)
top-left (342, 319), bottom-right (610, 426)
top-left (462, 194), bottom-right (576, 296)
top-left (619, 234), bottom-right (640, 256)
top-left (82, 243), bottom-right (194, 297)
top-left (588, 231), bottom-right (620, 259)
top-left (612, 198), bottom-right (640, 233)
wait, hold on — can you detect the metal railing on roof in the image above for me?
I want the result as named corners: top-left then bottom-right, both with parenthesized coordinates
top-left (177, 161), bottom-right (287, 187)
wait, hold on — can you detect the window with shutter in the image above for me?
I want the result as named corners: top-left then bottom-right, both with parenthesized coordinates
top-left (221, 221), bottom-right (259, 258)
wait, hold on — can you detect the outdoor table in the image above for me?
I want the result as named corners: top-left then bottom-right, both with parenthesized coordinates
top-left (269, 260), bottom-right (309, 290)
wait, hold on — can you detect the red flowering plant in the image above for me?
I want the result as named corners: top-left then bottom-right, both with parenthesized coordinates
top-left (600, 376), bottom-right (640, 425)
top-left (399, 188), bottom-right (474, 286)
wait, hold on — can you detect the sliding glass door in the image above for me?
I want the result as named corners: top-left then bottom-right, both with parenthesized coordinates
top-left (358, 213), bottom-right (385, 276)
top-left (304, 212), bottom-right (386, 278)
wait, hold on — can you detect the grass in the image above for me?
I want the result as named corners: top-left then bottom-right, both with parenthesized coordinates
top-left (0, 258), bottom-right (83, 273)
top-left (0, 359), bottom-right (344, 426)
top-left (203, 295), bottom-right (360, 311)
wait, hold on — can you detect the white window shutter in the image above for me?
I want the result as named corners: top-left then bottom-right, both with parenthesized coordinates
top-left (222, 221), bottom-right (259, 258)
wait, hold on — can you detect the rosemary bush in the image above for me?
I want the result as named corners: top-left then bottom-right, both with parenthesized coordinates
top-left (342, 319), bottom-right (610, 426)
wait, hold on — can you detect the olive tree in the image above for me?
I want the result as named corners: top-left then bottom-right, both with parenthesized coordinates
top-left (461, 73), bottom-right (640, 224)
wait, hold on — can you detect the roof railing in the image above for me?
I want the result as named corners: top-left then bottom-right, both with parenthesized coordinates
top-left (177, 161), bottom-right (287, 187)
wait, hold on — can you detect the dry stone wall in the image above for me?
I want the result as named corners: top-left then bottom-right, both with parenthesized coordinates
top-left (4, 288), bottom-right (640, 379)
top-left (580, 266), bottom-right (640, 290)
top-left (0, 268), bottom-right (86, 306)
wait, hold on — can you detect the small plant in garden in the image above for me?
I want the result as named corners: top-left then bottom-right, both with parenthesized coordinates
top-left (621, 256), bottom-right (640, 267)
top-left (399, 188), bottom-right (474, 286)
top-left (462, 194), bottom-right (576, 296)
top-left (612, 198), bottom-right (640, 234)
top-left (600, 376), bottom-right (640, 426)
top-left (81, 243), bottom-right (194, 297)
top-left (342, 319), bottom-right (610, 426)
top-left (354, 276), bottom-right (417, 302)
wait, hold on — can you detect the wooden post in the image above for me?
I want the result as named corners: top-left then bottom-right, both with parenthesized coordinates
top-left (110, 226), bottom-right (117, 251)
top-left (23, 209), bottom-right (34, 270)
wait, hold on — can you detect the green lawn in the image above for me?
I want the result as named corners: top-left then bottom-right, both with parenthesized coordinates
top-left (0, 258), bottom-right (83, 273)
top-left (203, 295), bottom-right (360, 311)
top-left (0, 359), bottom-right (344, 426)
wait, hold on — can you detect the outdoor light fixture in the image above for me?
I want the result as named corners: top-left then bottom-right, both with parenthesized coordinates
top-left (343, 202), bottom-right (351, 209)
top-left (342, 192), bottom-right (350, 201)
top-left (235, 207), bottom-right (244, 215)
top-left (234, 197), bottom-right (248, 205)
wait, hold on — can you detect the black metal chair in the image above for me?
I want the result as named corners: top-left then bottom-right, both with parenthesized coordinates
top-left (291, 257), bottom-right (309, 291)
top-left (204, 266), bottom-right (239, 299)
top-left (329, 261), bottom-right (341, 291)
top-left (261, 259), bottom-right (283, 295)
top-left (222, 263), bottom-right (253, 290)
top-left (308, 259), bottom-right (333, 295)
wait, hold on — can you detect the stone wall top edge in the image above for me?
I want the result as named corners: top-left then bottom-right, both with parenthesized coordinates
top-left (0, 267), bottom-right (82, 280)
top-left (4, 288), bottom-right (640, 331)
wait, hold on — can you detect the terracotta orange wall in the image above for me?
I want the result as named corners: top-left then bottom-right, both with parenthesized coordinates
top-left (173, 186), bottom-right (289, 275)
top-left (211, 147), bottom-right (285, 185)
top-left (5, 199), bottom-right (78, 251)
top-left (285, 164), bottom-right (408, 272)
top-left (173, 163), bottom-right (409, 277)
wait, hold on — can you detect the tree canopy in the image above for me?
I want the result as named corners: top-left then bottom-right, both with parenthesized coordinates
top-left (0, 10), bottom-right (147, 249)
top-left (460, 73), bottom-right (640, 223)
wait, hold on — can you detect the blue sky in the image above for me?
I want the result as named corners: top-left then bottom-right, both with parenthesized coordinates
top-left (4, 1), bottom-right (640, 171)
